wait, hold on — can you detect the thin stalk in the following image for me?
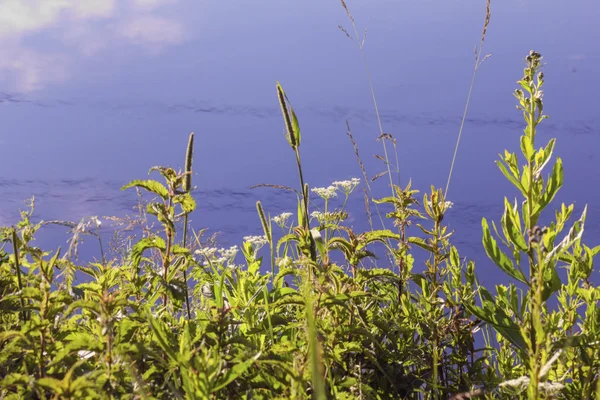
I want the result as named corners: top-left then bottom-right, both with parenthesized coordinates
top-left (445, 0), bottom-right (491, 198)
top-left (11, 228), bottom-right (26, 323)
top-left (39, 293), bottom-right (48, 378)
top-left (182, 217), bottom-right (192, 320)
top-left (339, 6), bottom-right (404, 273)
top-left (162, 197), bottom-right (173, 309)
top-left (182, 132), bottom-right (194, 320)
top-left (341, 0), bottom-right (398, 189)
top-left (526, 84), bottom-right (541, 400)
top-left (430, 216), bottom-right (443, 399)
top-left (295, 149), bottom-right (310, 230)
top-left (445, 65), bottom-right (479, 198)
top-left (96, 220), bottom-right (106, 265)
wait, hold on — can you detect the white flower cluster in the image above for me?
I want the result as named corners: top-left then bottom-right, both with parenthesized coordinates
top-left (332, 178), bottom-right (360, 195)
top-left (311, 186), bottom-right (338, 200)
top-left (272, 212), bottom-right (293, 227)
top-left (195, 247), bottom-right (217, 258)
top-left (195, 245), bottom-right (239, 266)
top-left (310, 211), bottom-right (324, 220)
top-left (244, 235), bottom-right (268, 249)
top-left (310, 210), bottom-right (346, 224)
top-left (217, 246), bottom-right (239, 265)
top-left (498, 376), bottom-right (564, 396)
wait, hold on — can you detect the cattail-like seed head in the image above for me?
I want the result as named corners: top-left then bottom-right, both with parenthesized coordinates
top-left (256, 201), bottom-right (272, 244)
top-left (276, 82), bottom-right (297, 149)
top-left (183, 132), bottom-right (194, 193)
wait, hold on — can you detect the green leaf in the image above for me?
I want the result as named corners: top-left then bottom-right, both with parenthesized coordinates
top-left (536, 157), bottom-right (563, 214)
top-left (146, 202), bottom-right (174, 231)
top-left (297, 196), bottom-right (304, 227)
top-left (465, 289), bottom-right (527, 352)
top-left (0, 331), bottom-right (24, 344)
top-left (496, 161), bottom-right (527, 197)
top-left (174, 192), bottom-right (196, 214)
top-left (408, 237), bottom-right (435, 253)
top-left (542, 263), bottom-right (561, 301)
top-left (131, 236), bottom-right (166, 273)
top-left (213, 352), bottom-right (262, 392)
top-left (149, 166), bottom-right (177, 182)
top-left (277, 233), bottom-right (299, 251)
top-left (146, 309), bottom-right (180, 364)
top-left (37, 377), bottom-right (64, 392)
top-left (291, 108), bottom-right (301, 148)
top-left (520, 136), bottom-right (535, 162)
top-left (502, 198), bottom-right (528, 251)
top-left (328, 237), bottom-right (353, 258)
top-left (482, 218), bottom-right (527, 284)
top-left (360, 230), bottom-right (400, 247)
top-left (121, 179), bottom-right (169, 200)
top-left (545, 206), bottom-right (587, 263)
top-left (48, 332), bottom-right (103, 367)
top-left (535, 138), bottom-right (555, 175)
top-left (310, 229), bottom-right (326, 259)
top-left (518, 80), bottom-right (533, 94)
top-left (171, 245), bottom-right (191, 256)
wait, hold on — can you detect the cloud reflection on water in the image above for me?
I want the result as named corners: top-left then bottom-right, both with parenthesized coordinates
top-left (0, 0), bottom-right (185, 92)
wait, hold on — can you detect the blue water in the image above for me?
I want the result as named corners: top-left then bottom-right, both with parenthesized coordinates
top-left (1, 0), bottom-right (599, 286)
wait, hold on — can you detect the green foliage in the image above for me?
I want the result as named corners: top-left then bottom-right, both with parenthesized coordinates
top-left (1, 51), bottom-right (598, 400)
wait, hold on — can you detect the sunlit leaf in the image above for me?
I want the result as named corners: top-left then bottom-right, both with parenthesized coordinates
top-left (482, 218), bottom-right (527, 283)
top-left (121, 179), bottom-right (169, 200)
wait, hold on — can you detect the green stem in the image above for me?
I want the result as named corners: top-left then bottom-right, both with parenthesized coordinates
top-left (182, 214), bottom-right (192, 320)
top-left (11, 228), bottom-right (26, 324)
top-left (163, 198), bottom-right (174, 310)
top-left (525, 73), bottom-right (542, 400)
top-left (295, 149), bottom-right (310, 230)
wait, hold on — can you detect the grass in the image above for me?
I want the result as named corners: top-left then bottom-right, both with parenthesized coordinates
top-left (1, 2), bottom-right (599, 399)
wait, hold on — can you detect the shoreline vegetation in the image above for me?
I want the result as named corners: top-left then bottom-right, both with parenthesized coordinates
top-left (1, 1), bottom-right (599, 399)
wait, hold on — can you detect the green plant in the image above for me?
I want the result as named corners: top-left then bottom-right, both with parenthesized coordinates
top-left (465, 51), bottom-right (600, 399)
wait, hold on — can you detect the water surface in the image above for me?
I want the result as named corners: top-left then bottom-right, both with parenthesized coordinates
top-left (1, 0), bottom-right (599, 284)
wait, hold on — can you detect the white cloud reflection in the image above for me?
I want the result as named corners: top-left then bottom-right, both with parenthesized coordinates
top-left (0, 0), bottom-right (184, 92)
top-left (118, 15), bottom-right (184, 53)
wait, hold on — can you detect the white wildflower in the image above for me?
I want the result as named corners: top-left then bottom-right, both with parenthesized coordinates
top-left (78, 350), bottom-right (95, 360)
top-left (498, 376), bottom-right (564, 396)
top-left (539, 381), bottom-right (564, 395)
top-left (272, 212), bottom-right (293, 227)
top-left (498, 376), bottom-right (529, 392)
top-left (216, 245), bottom-right (239, 265)
top-left (332, 178), bottom-right (360, 195)
top-left (311, 211), bottom-right (324, 222)
top-left (311, 186), bottom-right (338, 200)
top-left (195, 247), bottom-right (217, 258)
top-left (244, 235), bottom-right (268, 251)
top-left (311, 211), bottom-right (329, 224)
top-left (310, 210), bottom-right (346, 224)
